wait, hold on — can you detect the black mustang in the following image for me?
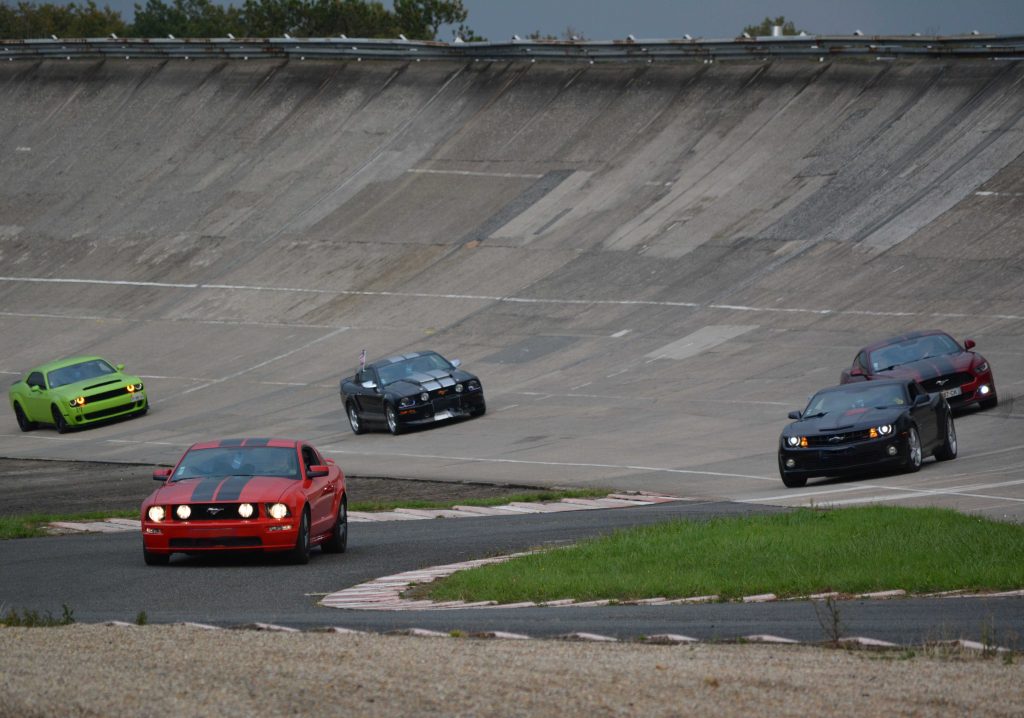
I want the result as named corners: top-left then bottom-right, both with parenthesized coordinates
top-left (778, 379), bottom-right (957, 488)
top-left (339, 351), bottom-right (485, 435)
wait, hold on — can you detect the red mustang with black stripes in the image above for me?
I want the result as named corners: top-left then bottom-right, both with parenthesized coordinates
top-left (141, 438), bottom-right (347, 566)
top-left (840, 331), bottom-right (997, 411)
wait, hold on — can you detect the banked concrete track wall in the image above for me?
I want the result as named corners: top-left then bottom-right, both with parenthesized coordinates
top-left (1, 58), bottom-right (1022, 512)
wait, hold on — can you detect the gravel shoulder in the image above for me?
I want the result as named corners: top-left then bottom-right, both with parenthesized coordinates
top-left (1, 625), bottom-right (1021, 717)
top-left (0, 458), bottom-right (538, 516)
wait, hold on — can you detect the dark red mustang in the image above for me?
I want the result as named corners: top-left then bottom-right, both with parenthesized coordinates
top-left (840, 331), bottom-right (997, 410)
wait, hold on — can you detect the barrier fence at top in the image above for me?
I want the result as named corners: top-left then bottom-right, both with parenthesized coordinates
top-left (2, 34), bottom-right (1024, 63)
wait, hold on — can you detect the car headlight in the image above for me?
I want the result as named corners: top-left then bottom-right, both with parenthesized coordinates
top-left (175, 505), bottom-right (191, 520)
top-left (467, 380), bottom-right (481, 391)
top-left (455, 383), bottom-right (464, 393)
top-left (786, 436), bottom-right (801, 447)
top-left (975, 362), bottom-right (989, 374)
top-left (870, 424), bottom-right (894, 438)
top-left (238, 503), bottom-right (254, 518)
top-left (126, 382), bottom-right (143, 392)
top-left (69, 396), bottom-right (86, 407)
top-left (420, 392), bottom-right (429, 402)
top-left (148, 506), bottom-right (166, 522)
top-left (399, 397), bottom-right (415, 408)
top-left (267, 503), bottom-right (289, 520)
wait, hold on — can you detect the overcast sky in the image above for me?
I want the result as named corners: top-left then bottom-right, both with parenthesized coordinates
top-left (91, 0), bottom-right (1024, 39)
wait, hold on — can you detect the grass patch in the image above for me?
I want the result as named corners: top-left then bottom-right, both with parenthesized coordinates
top-left (348, 488), bottom-right (607, 513)
top-left (0, 510), bottom-right (138, 539)
top-left (1, 604), bottom-right (75, 626)
top-left (424, 506), bottom-right (1024, 604)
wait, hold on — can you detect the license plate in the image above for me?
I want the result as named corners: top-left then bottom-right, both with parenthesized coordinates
top-left (131, 392), bottom-right (144, 401)
top-left (433, 409), bottom-right (454, 421)
top-left (941, 386), bottom-right (962, 399)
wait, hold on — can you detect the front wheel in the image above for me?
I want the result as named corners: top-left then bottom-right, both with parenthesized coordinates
top-left (904, 426), bottom-right (923, 473)
top-left (347, 403), bottom-right (365, 435)
top-left (13, 403), bottom-right (36, 432)
top-left (321, 498), bottom-right (348, 554)
top-left (470, 400), bottom-right (486, 418)
top-left (979, 395), bottom-right (998, 411)
top-left (288, 508), bottom-right (311, 565)
top-left (51, 405), bottom-right (69, 434)
top-left (779, 455), bottom-right (807, 488)
top-left (143, 548), bottom-right (169, 566)
top-left (385, 404), bottom-right (403, 436)
top-left (934, 414), bottom-right (958, 462)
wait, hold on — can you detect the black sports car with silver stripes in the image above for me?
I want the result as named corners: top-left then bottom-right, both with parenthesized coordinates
top-left (340, 350), bottom-right (485, 435)
top-left (778, 379), bottom-right (957, 488)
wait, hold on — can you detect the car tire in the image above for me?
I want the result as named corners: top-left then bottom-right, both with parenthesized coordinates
top-left (321, 497), bottom-right (348, 554)
top-left (904, 426), bottom-right (923, 473)
top-left (288, 508), bottom-right (311, 565)
top-left (347, 403), bottom-right (365, 435)
top-left (979, 395), bottom-right (998, 411)
top-left (778, 456), bottom-right (807, 488)
top-left (136, 404), bottom-right (148, 417)
top-left (13, 403), bottom-right (36, 432)
top-left (51, 405), bottom-right (70, 434)
top-left (385, 404), bottom-right (403, 436)
top-left (143, 549), bottom-right (169, 566)
top-left (934, 413), bottom-right (958, 462)
top-left (470, 400), bottom-right (487, 418)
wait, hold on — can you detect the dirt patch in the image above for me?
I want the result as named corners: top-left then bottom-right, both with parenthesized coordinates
top-left (0, 458), bottom-right (537, 517)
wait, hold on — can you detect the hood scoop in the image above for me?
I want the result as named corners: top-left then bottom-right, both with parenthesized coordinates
top-left (84, 379), bottom-right (119, 390)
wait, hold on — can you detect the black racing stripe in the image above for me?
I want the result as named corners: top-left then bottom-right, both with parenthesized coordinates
top-left (219, 438), bottom-right (244, 447)
top-left (191, 476), bottom-right (226, 502)
top-left (215, 475), bottom-right (254, 501)
top-left (243, 438), bottom-right (269, 447)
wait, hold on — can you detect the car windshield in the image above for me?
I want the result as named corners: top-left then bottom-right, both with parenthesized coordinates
top-left (47, 359), bottom-right (117, 389)
top-left (869, 334), bottom-right (960, 371)
top-left (377, 353), bottom-right (452, 385)
top-left (804, 385), bottom-right (908, 416)
top-left (172, 447), bottom-right (300, 480)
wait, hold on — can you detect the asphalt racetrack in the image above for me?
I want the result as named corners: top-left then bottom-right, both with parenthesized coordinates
top-left (1, 56), bottom-right (1023, 642)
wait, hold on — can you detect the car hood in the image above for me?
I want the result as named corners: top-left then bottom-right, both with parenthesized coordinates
top-left (787, 406), bottom-right (904, 435)
top-left (53, 373), bottom-right (140, 396)
top-left (386, 369), bottom-right (475, 395)
top-left (149, 475), bottom-right (298, 504)
top-left (875, 353), bottom-right (972, 380)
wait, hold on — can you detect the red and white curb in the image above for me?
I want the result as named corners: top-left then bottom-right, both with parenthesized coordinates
top-left (45, 491), bottom-right (685, 534)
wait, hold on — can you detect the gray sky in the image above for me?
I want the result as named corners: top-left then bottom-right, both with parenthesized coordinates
top-left (89, 0), bottom-right (1024, 39)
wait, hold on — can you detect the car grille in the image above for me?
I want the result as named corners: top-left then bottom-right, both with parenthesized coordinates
top-left (169, 537), bottom-right (263, 548)
top-left (920, 373), bottom-right (974, 392)
top-left (84, 403), bottom-right (141, 420)
top-left (174, 503), bottom-right (260, 520)
top-left (87, 387), bottom-right (130, 402)
top-left (804, 429), bottom-right (874, 446)
top-left (432, 395), bottom-right (461, 412)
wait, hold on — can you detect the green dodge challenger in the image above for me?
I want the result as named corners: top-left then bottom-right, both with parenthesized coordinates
top-left (8, 356), bottom-right (148, 433)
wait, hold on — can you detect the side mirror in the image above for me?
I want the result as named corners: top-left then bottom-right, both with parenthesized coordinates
top-left (116, 363), bottom-right (125, 371)
top-left (153, 468), bottom-right (172, 481)
top-left (788, 410), bottom-right (802, 420)
top-left (361, 380), bottom-right (377, 390)
top-left (30, 385), bottom-right (41, 393)
top-left (849, 367), bottom-right (863, 376)
top-left (451, 358), bottom-right (462, 368)
top-left (913, 394), bottom-right (930, 407)
top-left (964, 339), bottom-right (976, 351)
top-left (307, 465), bottom-right (329, 479)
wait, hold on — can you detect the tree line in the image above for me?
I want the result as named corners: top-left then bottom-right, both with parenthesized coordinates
top-left (0, 0), bottom-right (477, 40)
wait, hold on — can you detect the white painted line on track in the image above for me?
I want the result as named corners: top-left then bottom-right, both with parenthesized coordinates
top-left (406, 168), bottom-right (544, 179)
top-left (4, 276), bottom-right (1024, 321)
top-left (748, 476), bottom-right (1024, 507)
top-left (0, 310), bottom-right (341, 330)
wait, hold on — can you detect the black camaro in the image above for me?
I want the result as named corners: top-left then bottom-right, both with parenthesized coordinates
top-left (339, 350), bottom-right (485, 435)
top-left (778, 379), bottom-right (957, 488)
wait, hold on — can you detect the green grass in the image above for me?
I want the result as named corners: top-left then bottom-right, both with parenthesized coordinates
top-left (1, 604), bottom-right (75, 627)
top-left (423, 506), bottom-right (1024, 604)
top-left (0, 509), bottom-right (139, 539)
top-left (348, 488), bottom-right (608, 513)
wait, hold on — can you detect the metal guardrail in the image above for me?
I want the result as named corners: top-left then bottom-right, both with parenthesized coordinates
top-left (2, 34), bottom-right (1024, 63)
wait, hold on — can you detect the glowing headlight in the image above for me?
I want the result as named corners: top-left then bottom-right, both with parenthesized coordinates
top-left (175, 505), bottom-right (191, 520)
top-left (268, 503), bottom-right (289, 520)
top-left (877, 424), bottom-right (893, 436)
top-left (420, 392), bottom-right (429, 402)
top-left (455, 383), bottom-right (464, 393)
top-left (69, 396), bottom-right (86, 407)
top-left (976, 362), bottom-right (989, 374)
top-left (126, 382), bottom-right (143, 392)
top-left (238, 503), bottom-right (254, 518)
top-left (147, 506), bottom-right (166, 522)
top-left (786, 436), bottom-right (800, 447)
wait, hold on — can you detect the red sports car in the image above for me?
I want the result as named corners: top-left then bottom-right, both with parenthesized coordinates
top-left (840, 331), bottom-right (997, 410)
top-left (141, 438), bottom-right (347, 566)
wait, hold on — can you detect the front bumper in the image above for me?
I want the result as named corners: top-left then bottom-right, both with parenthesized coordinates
top-left (66, 391), bottom-right (147, 425)
top-left (396, 391), bottom-right (485, 426)
top-left (779, 435), bottom-right (909, 479)
top-left (941, 372), bottom-right (996, 408)
top-left (141, 517), bottom-right (298, 555)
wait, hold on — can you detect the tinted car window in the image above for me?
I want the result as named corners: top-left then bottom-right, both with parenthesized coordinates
top-left (805, 384), bottom-right (908, 415)
top-left (869, 335), bottom-right (960, 371)
top-left (173, 447), bottom-right (299, 480)
top-left (47, 359), bottom-right (116, 388)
